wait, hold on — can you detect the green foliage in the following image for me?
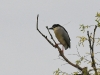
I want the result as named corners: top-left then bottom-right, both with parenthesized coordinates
top-left (53, 68), bottom-right (80, 75)
top-left (96, 38), bottom-right (100, 46)
top-left (75, 57), bottom-right (84, 65)
top-left (78, 13), bottom-right (100, 47)
top-left (73, 72), bottom-right (79, 75)
top-left (79, 24), bottom-right (89, 33)
top-left (95, 12), bottom-right (100, 27)
top-left (77, 36), bottom-right (87, 46)
top-left (53, 68), bottom-right (68, 75)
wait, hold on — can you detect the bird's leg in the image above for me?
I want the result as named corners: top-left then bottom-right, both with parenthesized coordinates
top-left (57, 43), bottom-right (61, 45)
top-left (62, 46), bottom-right (64, 52)
top-left (59, 46), bottom-right (64, 56)
top-left (55, 43), bottom-right (64, 53)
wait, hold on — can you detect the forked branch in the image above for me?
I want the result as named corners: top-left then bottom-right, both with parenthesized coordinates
top-left (36, 14), bottom-right (55, 47)
top-left (87, 25), bottom-right (98, 75)
top-left (36, 14), bottom-right (83, 71)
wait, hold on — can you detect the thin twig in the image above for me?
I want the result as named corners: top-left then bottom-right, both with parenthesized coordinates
top-left (88, 68), bottom-right (100, 72)
top-left (76, 46), bottom-right (81, 57)
top-left (88, 25), bottom-right (96, 27)
top-left (95, 52), bottom-right (100, 54)
top-left (67, 54), bottom-right (80, 56)
top-left (46, 26), bottom-right (57, 45)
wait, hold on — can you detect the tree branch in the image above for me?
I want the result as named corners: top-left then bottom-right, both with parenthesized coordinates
top-left (36, 14), bottom-right (83, 71)
top-left (46, 26), bottom-right (57, 45)
top-left (36, 14), bottom-right (55, 47)
top-left (87, 25), bottom-right (98, 75)
top-left (88, 68), bottom-right (100, 72)
top-left (92, 25), bottom-right (97, 49)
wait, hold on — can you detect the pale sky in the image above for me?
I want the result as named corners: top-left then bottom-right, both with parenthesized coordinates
top-left (0, 0), bottom-right (100, 75)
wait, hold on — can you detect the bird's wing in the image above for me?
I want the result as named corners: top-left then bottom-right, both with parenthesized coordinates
top-left (60, 26), bottom-right (71, 41)
top-left (62, 28), bottom-right (71, 48)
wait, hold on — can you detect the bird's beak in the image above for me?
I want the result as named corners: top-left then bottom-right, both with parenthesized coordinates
top-left (49, 27), bottom-right (53, 30)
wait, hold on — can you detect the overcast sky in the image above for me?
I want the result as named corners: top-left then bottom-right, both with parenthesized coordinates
top-left (0, 0), bottom-right (100, 75)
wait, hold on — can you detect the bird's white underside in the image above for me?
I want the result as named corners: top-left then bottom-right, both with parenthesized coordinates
top-left (53, 27), bottom-right (68, 49)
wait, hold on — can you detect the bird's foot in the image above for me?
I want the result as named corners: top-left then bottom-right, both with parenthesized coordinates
top-left (55, 44), bottom-right (58, 48)
top-left (55, 43), bottom-right (61, 47)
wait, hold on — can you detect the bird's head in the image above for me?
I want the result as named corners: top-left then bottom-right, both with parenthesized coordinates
top-left (49, 24), bottom-right (61, 30)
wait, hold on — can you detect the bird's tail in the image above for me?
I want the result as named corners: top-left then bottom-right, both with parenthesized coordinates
top-left (64, 45), bottom-right (68, 50)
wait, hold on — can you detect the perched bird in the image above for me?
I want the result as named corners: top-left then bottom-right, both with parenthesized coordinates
top-left (49, 24), bottom-right (71, 50)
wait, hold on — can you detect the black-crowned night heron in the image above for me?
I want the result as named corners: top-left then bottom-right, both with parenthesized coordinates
top-left (49, 24), bottom-right (71, 50)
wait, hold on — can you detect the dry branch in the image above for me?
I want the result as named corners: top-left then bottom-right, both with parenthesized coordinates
top-left (36, 14), bottom-right (55, 47)
top-left (36, 14), bottom-right (83, 71)
top-left (87, 25), bottom-right (98, 75)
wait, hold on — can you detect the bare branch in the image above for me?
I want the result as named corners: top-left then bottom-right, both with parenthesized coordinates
top-left (36, 14), bottom-right (55, 47)
top-left (87, 25), bottom-right (98, 75)
top-left (92, 25), bottom-right (97, 49)
top-left (87, 31), bottom-right (92, 50)
top-left (46, 26), bottom-right (57, 45)
top-left (36, 14), bottom-right (83, 71)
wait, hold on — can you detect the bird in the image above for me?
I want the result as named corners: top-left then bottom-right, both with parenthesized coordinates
top-left (49, 24), bottom-right (71, 50)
